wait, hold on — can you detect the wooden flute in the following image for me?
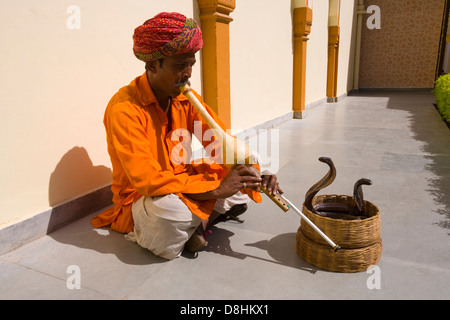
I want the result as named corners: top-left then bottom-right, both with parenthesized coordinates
top-left (178, 82), bottom-right (340, 252)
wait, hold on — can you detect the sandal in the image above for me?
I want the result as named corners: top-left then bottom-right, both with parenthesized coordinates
top-left (213, 203), bottom-right (248, 224)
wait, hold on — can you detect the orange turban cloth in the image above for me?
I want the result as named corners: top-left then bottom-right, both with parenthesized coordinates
top-left (133, 12), bottom-right (203, 62)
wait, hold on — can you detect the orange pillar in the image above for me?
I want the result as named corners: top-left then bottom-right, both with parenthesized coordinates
top-left (327, 0), bottom-right (341, 102)
top-left (292, 7), bottom-right (313, 119)
top-left (327, 25), bottom-right (340, 102)
top-left (197, 0), bottom-right (235, 128)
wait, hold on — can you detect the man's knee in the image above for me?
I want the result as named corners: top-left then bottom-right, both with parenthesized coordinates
top-left (130, 194), bottom-right (201, 260)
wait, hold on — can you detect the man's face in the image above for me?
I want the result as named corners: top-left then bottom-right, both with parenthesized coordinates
top-left (149, 52), bottom-right (197, 98)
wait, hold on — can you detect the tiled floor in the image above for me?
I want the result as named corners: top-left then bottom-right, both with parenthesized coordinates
top-left (1, 91), bottom-right (450, 300)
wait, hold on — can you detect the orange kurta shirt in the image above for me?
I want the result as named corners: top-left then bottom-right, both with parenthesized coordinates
top-left (91, 73), bottom-right (262, 233)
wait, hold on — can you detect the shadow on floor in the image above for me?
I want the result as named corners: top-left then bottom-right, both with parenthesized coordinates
top-left (190, 226), bottom-right (317, 274)
top-left (356, 91), bottom-right (450, 232)
top-left (389, 92), bottom-right (450, 231)
top-left (49, 215), bottom-right (167, 266)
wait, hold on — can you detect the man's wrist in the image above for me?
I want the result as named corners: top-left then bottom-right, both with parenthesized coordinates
top-left (184, 187), bottom-right (219, 200)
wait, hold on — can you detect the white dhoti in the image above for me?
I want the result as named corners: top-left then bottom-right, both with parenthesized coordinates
top-left (125, 192), bottom-right (251, 260)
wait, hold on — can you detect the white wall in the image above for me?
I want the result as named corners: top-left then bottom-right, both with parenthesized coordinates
top-left (304, 0), bottom-right (329, 106)
top-left (229, 0), bottom-right (293, 131)
top-left (0, 0), bottom-right (200, 226)
top-left (337, 0), bottom-right (357, 96)
top-left (0, 0), bottom-right (357, 228)
top-left (303, 0), bottom-right (357, 104)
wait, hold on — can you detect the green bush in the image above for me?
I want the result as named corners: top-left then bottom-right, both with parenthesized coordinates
top-left (433, 74), bottom-right (450, 125)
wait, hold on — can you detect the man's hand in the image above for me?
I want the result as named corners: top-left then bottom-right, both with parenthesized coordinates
top-left (260, 171), bottom-right (283, 196)
top-left (185, 165), bottom-right (283, 201)
top-left (184, 165), bottom-right (262, 201)
top-left (214, 164), bottom-right (262, 199)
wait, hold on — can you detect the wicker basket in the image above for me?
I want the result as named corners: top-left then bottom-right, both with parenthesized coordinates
top-left (300, 194), bottom-right (381, 249)
top-left (296, 194), bottom-right (382, 273)
top-left (296, 229), bottom-right (382, 273)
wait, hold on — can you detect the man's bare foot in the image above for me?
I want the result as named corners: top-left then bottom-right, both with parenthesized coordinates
top-left (184, 226), bottom-right (208, 253)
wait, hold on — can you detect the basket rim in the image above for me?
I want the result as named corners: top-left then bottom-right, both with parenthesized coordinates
top-left (302, 194), bottom-right (380, 223)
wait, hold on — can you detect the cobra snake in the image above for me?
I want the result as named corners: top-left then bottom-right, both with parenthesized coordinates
top-left (304, 157), bottom-right (372, 220)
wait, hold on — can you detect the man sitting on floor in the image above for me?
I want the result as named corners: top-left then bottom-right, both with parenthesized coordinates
top-left (91, 12), bottom-right (282, 260)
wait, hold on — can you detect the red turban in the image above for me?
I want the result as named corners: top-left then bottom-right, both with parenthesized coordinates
top-left (133, 12), bottom-right (203, 62)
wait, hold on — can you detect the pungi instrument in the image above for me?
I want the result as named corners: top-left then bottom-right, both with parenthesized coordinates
top-left (178, 81), bottom-right (340, 252)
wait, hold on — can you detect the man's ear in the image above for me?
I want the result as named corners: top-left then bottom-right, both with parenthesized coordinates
top-left (145, 60), bottom-right (158, 73)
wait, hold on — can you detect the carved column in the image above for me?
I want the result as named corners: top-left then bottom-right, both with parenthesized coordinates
top-left (327, 25), bottom-right (340, 102)
top-left (327, 0), bottom-right (341, 102)
top-left (292, 6), bottom-right (313, 119)
top-left (197, 0), bottom-right (235, 128)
